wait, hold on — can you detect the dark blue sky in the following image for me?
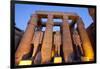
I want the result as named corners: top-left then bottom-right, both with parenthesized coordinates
top-left (15, 4), bottom-right (93, 31)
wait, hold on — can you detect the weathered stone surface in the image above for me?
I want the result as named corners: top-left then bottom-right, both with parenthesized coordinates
top-left (15, 14), bottom-right (37, 65)
top-left (62, 15), bottom-right (74, 62)
top-left (54, 31), bottom-right (61, 56)
top-left (72, 30), bottom-right (83, 59)
top-left (32, 31), bottom-right (42, 57)
top-left (72, 30), bottom-right (83, 55)
top-left (77, 18), bottom-right (94, 61)
top-left (41, 14), bottom-right (54, 64)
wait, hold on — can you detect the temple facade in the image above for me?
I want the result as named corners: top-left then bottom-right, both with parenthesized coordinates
top-left (15, 11), bottom-right (95, 65)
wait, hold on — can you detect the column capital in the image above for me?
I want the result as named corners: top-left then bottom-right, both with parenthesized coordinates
top-left (63, 15), bottom-right (69, 24)
top-left (47, 14), bottom-right (54, 26)
top-left (63, 15), bottom-right (68, 20)
top-left (28, 14), bottom-right (37, 26)
top-left (63, 15), bottom-right (68, 21)
top-left (77, 17), bottom-right (85, 27)
top-left (48, 14), bottom-right (53, 18)
top-left (62, 15), bottom-right (69, 27)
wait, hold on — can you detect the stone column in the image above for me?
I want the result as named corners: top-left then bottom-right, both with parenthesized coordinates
top-left (72, 30), bottom-right (83, 60)
top-left (54, 31), bottom-right (61, 56)
top-left (77, 17), bottom-right (94, 61)
top-left (31, 31), bottom-right (41, 58)
top-left (31, 31), bottom-right (43, 64)
top-left (62, 15), bottom-right (74, 62)
top-left (41, 14), bottom-right (54, 64)
top-left (15, 14), bottom-right (37, 65)
top-left (88, 8), bottom-right (96, 51)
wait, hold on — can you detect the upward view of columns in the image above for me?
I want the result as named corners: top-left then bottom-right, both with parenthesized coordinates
top-left (62, 15), bottom-right (74, 62)
top-left (77, 17), bottom-right (94, 61)
top-left (15, 14), bottom-right (37, 64)
top-left (15, 11), bottom-right (95, 65)
top-left (41, 14), bottom-right (54, 64)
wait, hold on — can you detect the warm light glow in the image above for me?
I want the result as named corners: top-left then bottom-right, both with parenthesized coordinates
top-left (19, 60), bottom-right (32, 65)
top-left (52, 50), bottom-right (54, 57)
top-left (54, 57), bottom-right (62, 63)
top-left (82, 57), bottom-right (90, 61)
top-left (83, 43), bottom-right (94, 60)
